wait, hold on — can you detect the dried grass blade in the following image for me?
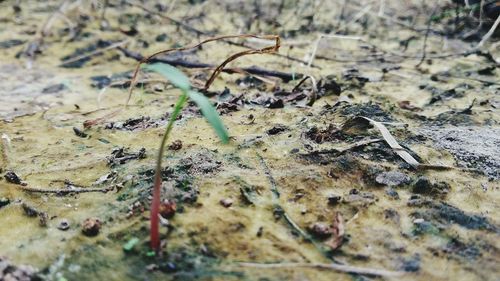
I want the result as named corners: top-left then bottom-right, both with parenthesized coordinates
top-left (361, 116), bottom-right (420, 168)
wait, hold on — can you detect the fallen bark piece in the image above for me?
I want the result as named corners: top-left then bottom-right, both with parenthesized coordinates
top-left (107, 147), bottom-right (146, 167)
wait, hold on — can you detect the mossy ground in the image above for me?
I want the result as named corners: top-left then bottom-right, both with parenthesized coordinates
top-left (0, 1), bottom-right (499, 280)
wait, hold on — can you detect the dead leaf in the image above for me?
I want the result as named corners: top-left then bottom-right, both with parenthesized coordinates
top-left (398, 100), bottom-right (421, 111)
top-left (325, 212), bottom-right (344, 250)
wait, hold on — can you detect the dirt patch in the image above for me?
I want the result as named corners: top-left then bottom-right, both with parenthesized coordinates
top-left (420, 126), bottom-right (500, 179)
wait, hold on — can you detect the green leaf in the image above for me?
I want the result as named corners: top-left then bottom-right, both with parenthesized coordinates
top-left (123, 237), bottom-right (140, 252)
top-left (187, 90), bottom-right (229, 143)
top-left (143, 63), bottom-right (191, 91)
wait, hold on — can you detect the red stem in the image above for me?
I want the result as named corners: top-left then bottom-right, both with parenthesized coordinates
top-left (150, 93), bottom-right (188, 252)
top-left (150, 171), bottom-right (162, 250)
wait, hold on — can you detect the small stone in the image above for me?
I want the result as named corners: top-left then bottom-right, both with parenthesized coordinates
top-left (384, 208), bottom-right (400, 224)
top-left (385, 188), bottom-right (400, 199)
top-left (39, 212), bottom-right (48, 227)
top-left (220, 198), bottom-right (233, 208)
top-left (308, 222), bottom-right (332, 239)
top-left (155, 33), bottom-right (168, 42)
top-left (42, 83), bottom-right (66, 94)
top-left (146, 264), bottom-right (159, 271)
top-left (412, 176), bottom-right (450, 197)
top-left (343, 191), bottom-right (377, 206)
top-left (413, 218), bottom-right (425, 224)
top-left (73, 127), bottom-right (88, 138)
top-left (162, 262), bottom-right (177, 273)
top-left (267, 125), bottom-right (287, 135)
top-left (57, 219), bottom-right (70, 231)
top-left (82, 218), bottom-right (101, 237)
top-left (266, 98), bottom-right (284, 109)
top-left (4, 171), bottom-right (22, 185)
top-left (375, 171), bottom-right (411, 186)
top-left (21, 203), bottom-right (39, 217)
top-left (0, 197), bottom-right (10, 208)
top-left (168, 140), bottom-right (183, 151)
top-left (256, 226), bottom-right (264, 237)
top-left (327, 194), bottom-right (342, 205)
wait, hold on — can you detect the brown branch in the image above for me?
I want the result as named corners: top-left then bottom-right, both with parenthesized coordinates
top-left (416, 4), bottom-right (440, 67)
top-left (117, 46), bottom-right (300, 82)
top-left (125, 34), bottom-right (280, 106)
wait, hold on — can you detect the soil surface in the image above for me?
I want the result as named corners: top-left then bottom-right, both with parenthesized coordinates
top-left (0, 1), bottom-right (499, 280)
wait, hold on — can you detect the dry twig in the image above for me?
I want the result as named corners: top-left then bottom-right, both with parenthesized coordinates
top-left (475, 15), bottom-right (500, 49)
top-left (17, 184), bottom-right (114, 195)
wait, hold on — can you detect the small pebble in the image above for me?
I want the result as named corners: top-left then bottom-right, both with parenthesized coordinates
top-left (220, 198), bottom-right (233, 208)
top-left (159, 199), bottom-right (176, 219)
top-left (4, 171), bottom-right (22, 185)
top-left (73, 127), bottom-right (88, 138)
top-left (0, 197), bottom-right (10, 208)
top-left (146, 264), bottom-right (159, 271)
top-left (413, 218), bottom-right (425, 224)
top-left (82, 218), bottom-right (101, 237)
top-left (375, 171), bottom-right (411, 186)
top-left (327, 194), bottom-right (342, 205)
top-left (168, 140), bottom-right (183, 151)
top-left (58, 219), bottom-right (70, 231)
top-left (21, 203), bottom-right (39, 217)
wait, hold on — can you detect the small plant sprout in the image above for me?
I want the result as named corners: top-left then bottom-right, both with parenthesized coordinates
top-left (143, 63), bottom-right (229, 252)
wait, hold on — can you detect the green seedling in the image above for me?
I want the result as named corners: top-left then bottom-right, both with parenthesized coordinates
top-left (143, 63), bottom-right (229, 252)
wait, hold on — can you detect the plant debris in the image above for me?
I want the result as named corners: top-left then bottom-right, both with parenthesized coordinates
top-left (107, 147), bottom-right (146, 167)
top-left (82, 218), bottom-right (102, 237)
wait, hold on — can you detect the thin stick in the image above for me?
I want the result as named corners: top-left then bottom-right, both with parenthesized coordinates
top-left (83, 34), bottom-right (281, 128)
top-left (378, 0), bottom-right (385, 16)
top-left (291, 75), bottom-right (318, 106)
top-left (416, 2), bottom-right (440, 67)
top-left (300, 138), bottom-right (383, 157)
top-left (238, 262), bottom-right (405, 277)
top-left (118, 46), bottom-right (299, 81)
top-left (166, 0), bottom-right (178, 15)
top-left (307, 34), bottom-right (362, 67)
top-left (126, 34), bottom-right (280, 106)
top-left (475, 15), bottom-right (500, 49)
top-left (18, 185), bottom-right (113, 194)
top-left (59, 40), bottom-right (129, 66)
top-left (0, 134), bottom-right (10, 170)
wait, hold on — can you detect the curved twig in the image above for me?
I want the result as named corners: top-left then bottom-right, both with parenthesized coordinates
top-left (126, 34), bottom-right (280, 106)
top-left (292, 75), bottom-right (318, 106)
